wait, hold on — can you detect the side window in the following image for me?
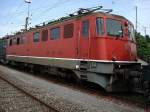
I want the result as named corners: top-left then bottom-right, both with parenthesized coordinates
top-left (33, 32), bottom-right (40, 42)
top-left (82, 20), bottom-right (89, 37)
top-left (51, 27), bottom-right (60, 40)
top-left (16, 38), bottom-right (20, 45)
top-left (64, 23), bottom-right (74, 38)
top-left (96, 18), bottom-right (104, 36)
top-left (9, 39), bottom-right (12, 46)
top-left (12, 38), bottom-right (16, 45)
top-left (42, 30), bottom-right (48, 41)
top-left (128, 24), bottom-right (135, 40)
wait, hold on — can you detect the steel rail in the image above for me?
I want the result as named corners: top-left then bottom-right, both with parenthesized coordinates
top-left (0, 73), bottom-right (59, 112)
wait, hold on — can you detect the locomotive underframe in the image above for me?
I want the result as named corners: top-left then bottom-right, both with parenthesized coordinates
top-left (142, 65), bottom-right (150, 101)
top-left (6, 55), bottom-right (144, 93)
top-left (74, 61), bottom-right (143, 93)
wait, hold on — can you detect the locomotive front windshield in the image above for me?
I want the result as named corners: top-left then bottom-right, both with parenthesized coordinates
top-left (106, 19), bottom-right (123, 37)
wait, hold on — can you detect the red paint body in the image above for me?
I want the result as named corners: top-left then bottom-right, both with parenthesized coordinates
top-left (7, 13), bottom-right (137, 62)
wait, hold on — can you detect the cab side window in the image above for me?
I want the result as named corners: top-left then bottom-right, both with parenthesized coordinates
top-left (96, 18), bottom-right (104, 36)
top-left (33, 32), bottom-right (40, 42)
top-left (82, 20), bottom-right (89, 38)
top-left (128, 24), bottom-right (135, 41)
top-left (12, 38), bottom-right (16, 45)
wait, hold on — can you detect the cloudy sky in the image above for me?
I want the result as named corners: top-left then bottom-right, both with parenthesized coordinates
top-left (0, 0), bottom-right (150, 37)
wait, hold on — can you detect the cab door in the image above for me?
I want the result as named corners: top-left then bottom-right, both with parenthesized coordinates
top-left (78, 19), bottom-right (90, 59)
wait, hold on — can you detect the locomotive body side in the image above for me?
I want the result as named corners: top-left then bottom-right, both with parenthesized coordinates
top-left (6, 12), bottom-right (143, 92)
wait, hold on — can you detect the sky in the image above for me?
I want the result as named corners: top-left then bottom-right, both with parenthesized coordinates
top-left (0, 0), bottom-right (150, 37)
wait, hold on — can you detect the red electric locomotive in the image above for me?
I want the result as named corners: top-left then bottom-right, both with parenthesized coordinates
top-left (6, 6), bottom-right (142, 92)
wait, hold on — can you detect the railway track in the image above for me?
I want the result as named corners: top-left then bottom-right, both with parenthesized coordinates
top-left (0, 74), bottom-right (59, 112)
top-left (21, 68), bottom-right (147, 107)
top-left (37, 74), bottom-right (149, 108)
top-left (5, 64), bottom-right (149, 106)
top-left (0, 65), bottom-right (147, 112)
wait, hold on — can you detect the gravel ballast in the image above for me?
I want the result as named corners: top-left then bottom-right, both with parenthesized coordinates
top-left (0, 78), bottom-right (56, 112)
top-left (0, 65), bottom-right (146, 112)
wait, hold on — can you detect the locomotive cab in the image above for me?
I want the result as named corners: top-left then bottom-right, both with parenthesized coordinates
top-left (75, 12), bottom-right (143, 93)
top-left (91, 13), bottom-right (137, 62)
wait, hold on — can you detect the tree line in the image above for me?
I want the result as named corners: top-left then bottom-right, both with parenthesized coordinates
top-left (135, 32), bottom-right (150, 63)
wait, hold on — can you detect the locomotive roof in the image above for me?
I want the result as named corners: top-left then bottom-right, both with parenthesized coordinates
top-left (5, 11), bottom-right (131, 39)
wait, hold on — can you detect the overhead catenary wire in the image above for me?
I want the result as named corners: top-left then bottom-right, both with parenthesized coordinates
top-left (6, 1), bottom-right (25, 25)
top-left (3, 0), bottom-right (71, 36)
top-left (3, 0), bottom-right (149, 36)
top-left (2, 1), bottom-right (25, 36)
top-left (7, 0), bottom-right (71, 27)
top-left (137, 22), bottom-right (150, 36)
top-left (4, 0), bottom-right (65, 18)
top-left (5, 0), bottom-right (51, 32)
top-left (4, 0), bottom-right (19, 18)
top-left (28, 0), bottom-right (71, 27)
top-left (32, 0), bottom-right (71, 18)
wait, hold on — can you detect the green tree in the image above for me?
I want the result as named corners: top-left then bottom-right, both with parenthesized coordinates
top-left (146, 35), bottom-right (150, 43)
top-left (135, 32), bottom-right (150, 63)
